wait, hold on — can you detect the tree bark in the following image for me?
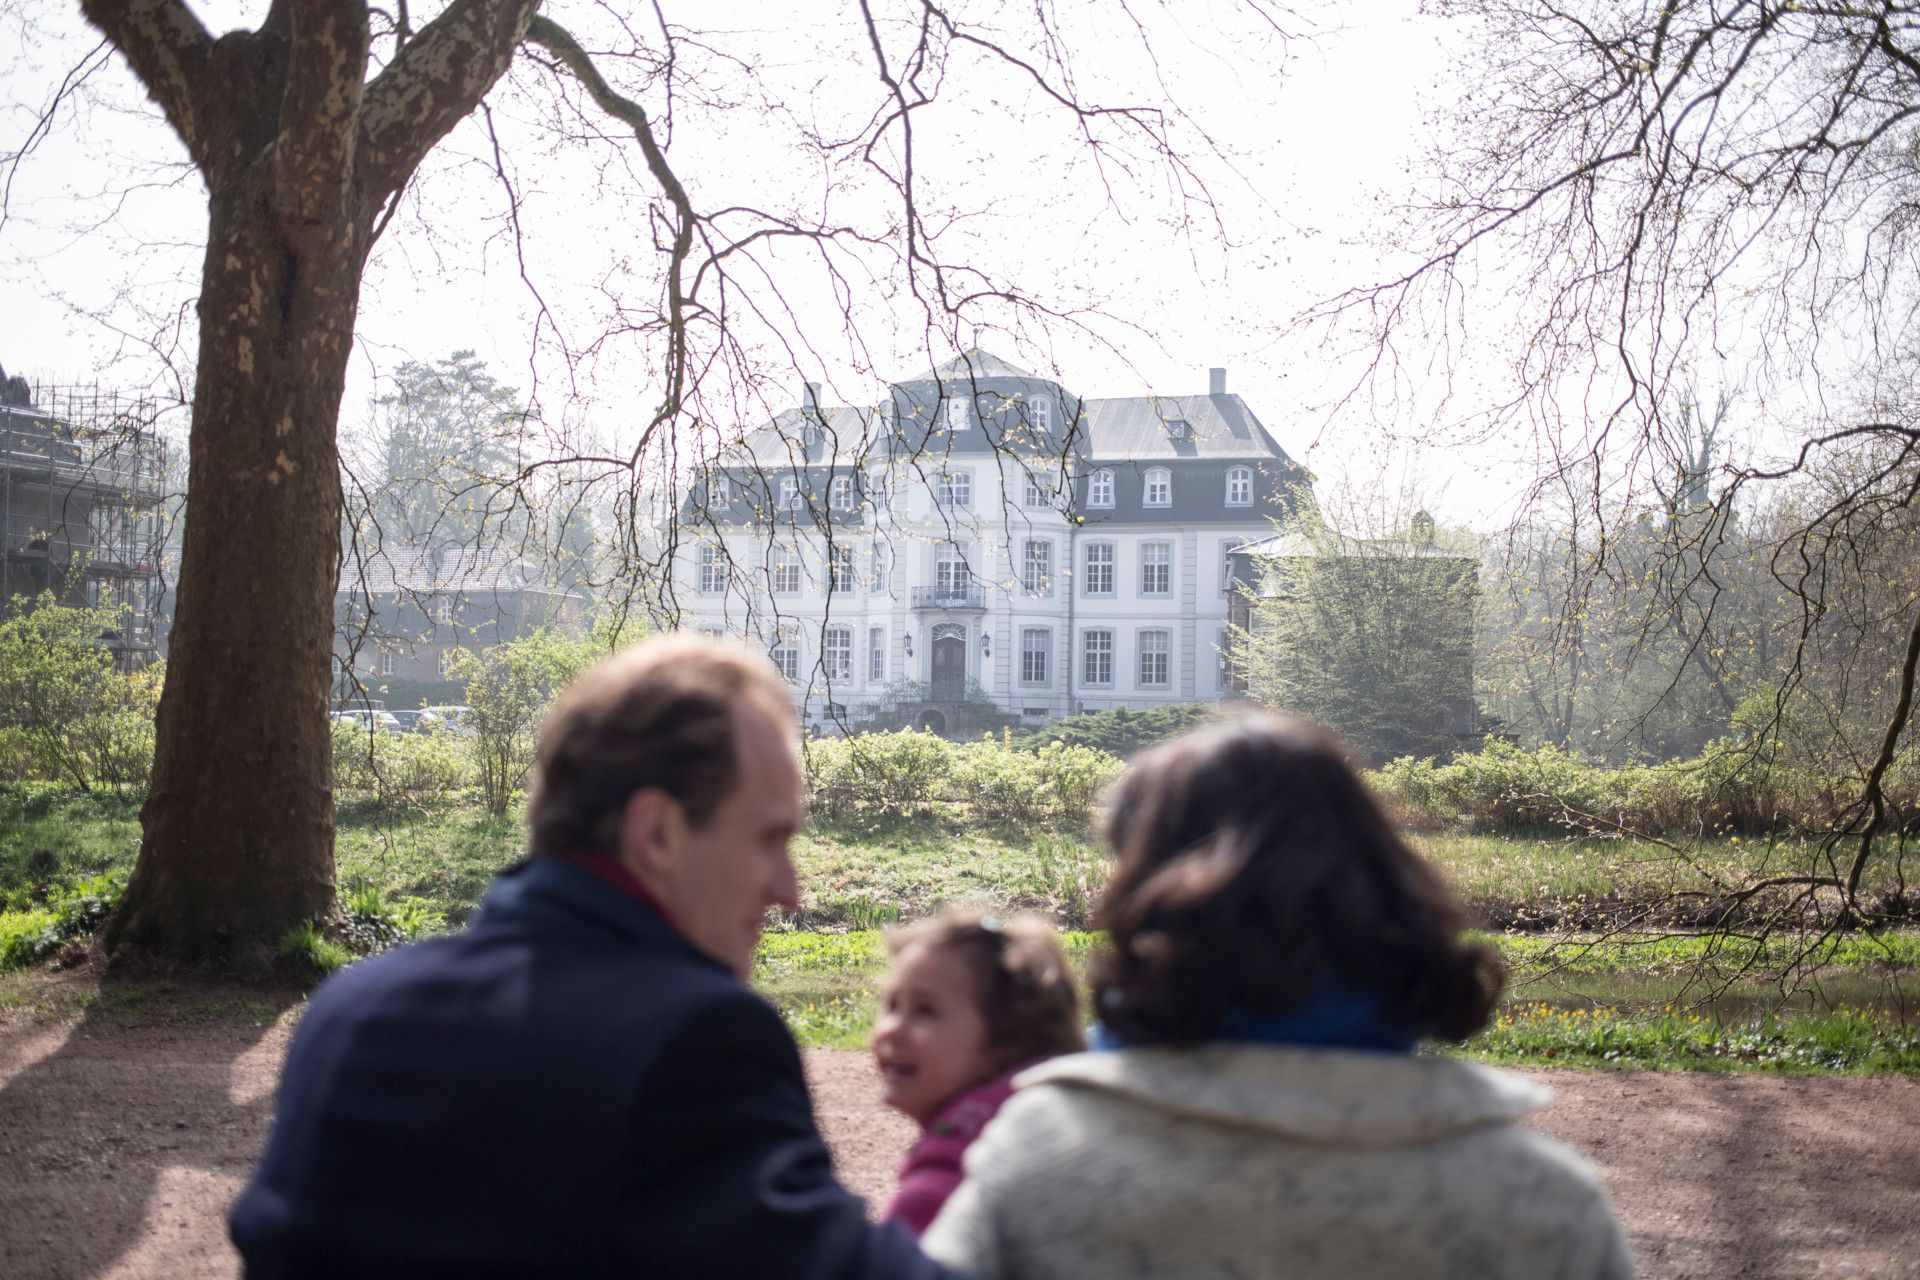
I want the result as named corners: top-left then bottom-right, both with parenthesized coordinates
top-left (83, 0), bottom-right (539, 968)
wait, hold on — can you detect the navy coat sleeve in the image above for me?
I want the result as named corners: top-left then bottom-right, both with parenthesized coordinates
top-left (624, 988), bottom-right (958, 1279)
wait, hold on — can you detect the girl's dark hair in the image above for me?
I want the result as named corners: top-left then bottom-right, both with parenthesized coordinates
top-left (1090, 711), bottom-right (1503, 1047)
top-left (890, 912), bottom-right (1086, 1070)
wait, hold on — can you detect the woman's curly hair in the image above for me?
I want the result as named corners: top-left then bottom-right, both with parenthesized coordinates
top-left (1090, 711), bottom-right (1503, 1047)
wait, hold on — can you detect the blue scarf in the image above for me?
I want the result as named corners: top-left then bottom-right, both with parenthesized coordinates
top-left (1093, 980), bottom-right (1418, 1055)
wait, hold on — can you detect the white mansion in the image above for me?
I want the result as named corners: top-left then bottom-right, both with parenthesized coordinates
top-left (670, 351), bottom-right (1310, 732)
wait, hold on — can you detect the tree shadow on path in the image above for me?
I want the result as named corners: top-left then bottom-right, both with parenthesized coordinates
top-left (0, 972), bottom-right (299, 1280)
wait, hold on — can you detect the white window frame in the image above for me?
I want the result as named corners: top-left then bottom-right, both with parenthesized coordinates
top-left (772, 546), bottom-right (803, 595)
top-left (1221, 541), bottom-right (1237, 594)
top-left (1020, 627), bottom-right (1051, 686)
top-left (1138, 629), bottom-right (1171, 689)
top-left (1081, 629), bottom-right (1114, 687)
top-left (1226, 466), bottom-right (1253, 506)
top-left (435, 597), bottom-right (455, 624)
top-left (1023, 470), bottom-right (1048, 509)
top-left (1082, 541), bottom-right (1115, 597)
top-left (944, 394), bottom-right (971, 432)
top-left (710, 473), bottom-right (732, 505)
top-left (830, 474), bottom-right (855, 511)
top-left (1144, 467), bottom-right (1172, 508)
top-left (698, 543), bottom-right (728, 594)
top-left (770, 636), bottom-right (800, 682)
top-left (437, 647), bottom-right (456, 677)
top-left (869, 626), bottom-right (886, 683)
top-left (935, 542), bottom-right (971, 592)
top-left (822, 625), bottom-right (853, 680)
top-left (1088, 467), bottom-right (1115, 509)
top-left (777, 476), bottom-right (801, 510)
top-left (828, 544), bottom-right (857, 593)
top-left (1022, 539), bottom-right (1053, 596)
top-left (868, 543), bottom-right (888, 593)
top-left (1030, 397), bottom-right (1053, 432)
top-left (1140, 541), bottom-right (1172, 596)
top-left (937, 469), bottom-right (973, 510)
top-left (379, 649), bottom-right (395, 677)
top-left (1216, 627), bottom-right (1232, 689)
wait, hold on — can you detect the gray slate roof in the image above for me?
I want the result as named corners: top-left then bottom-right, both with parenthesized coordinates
top-left (913, 349), bottom-right (1039, 383)
top-left (1079, 393), bottom-right (1290, 462)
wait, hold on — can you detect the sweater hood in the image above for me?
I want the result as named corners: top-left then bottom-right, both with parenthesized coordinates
top-left (1016, 1045), bottom-right (1551, 1149)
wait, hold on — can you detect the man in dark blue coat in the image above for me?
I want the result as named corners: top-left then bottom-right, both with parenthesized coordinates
top-left (231, 636), bottom-right (954, 1278)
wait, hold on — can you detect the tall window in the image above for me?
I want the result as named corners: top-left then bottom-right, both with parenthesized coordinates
top-left (698, 543), bottom-right (728, 594)
top-left (777, 476), bottom-right (801, 510)
top-left (1022, 539), bottom-right (1053, 595)
top-left (710, 474), bottom-right (732, 505)
top-left (829, 544), bottom-right (857, 592)
top-left (1082, 629), bottom-right (1113, 686)
top-left (437, 647), bottom-right (456, 676)
top-left (1088, 468), bottom-right (1114, 508)
top-left (1023, 471), bottom-right (1047, 509)
top-left (1220, 541), bottom-right (1237, 593)
top-left (770, 636), bottom-right (800, 681)
top-left (1021, 628), bottom-right (1050, 685)
top-left (936, 542), bottom-right (970, 592)
top-left (379, 650), bottom-right (395, 677)
top-left (868, 543), bottom-right (889, 592)
top-left (1144, 467), bottom-right (1172, 507)
top-left (1030, 397), bottom-right (1053, 432)
top-left (435, 597), bottom-right (455, 624)
top-left (944, 395), bottom-right (971, 431)
top-left (937, 469), bottom-right (973, 509)
top-left (869, 627), bottom-right (886, 682)
top-left (830, 475), bottom-right (855, 511)
top-left (772, 547), bottom-right (803, 594)
top-left (1140, 541), bottom-right (1172, 595)
top-left (1082, 542), bottom-right (1114, 596)
top-left (1217, 628), bottom-right (1232, 689)
top-left (1226, 466), bottom-right (1253, 506)
top-left (1138, 629), bottom-right (1171, 688)
top-left (822, 626), bottom-right (853, 680)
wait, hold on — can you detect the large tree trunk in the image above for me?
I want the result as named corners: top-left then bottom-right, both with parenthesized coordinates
top-left (104, 176), bottom-right (367, 968)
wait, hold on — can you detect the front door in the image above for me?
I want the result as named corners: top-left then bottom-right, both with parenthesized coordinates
top-left (930, 627), bottom-right (966, 700)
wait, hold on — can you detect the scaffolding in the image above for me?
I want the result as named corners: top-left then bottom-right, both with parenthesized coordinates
top-left (0, 386), bottom-right (170, 659)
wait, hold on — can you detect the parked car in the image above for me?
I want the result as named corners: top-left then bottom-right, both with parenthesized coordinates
top-left (420, 705), bottom-right (476, 735)
top-left (331, 709), bottom-right (404, 736)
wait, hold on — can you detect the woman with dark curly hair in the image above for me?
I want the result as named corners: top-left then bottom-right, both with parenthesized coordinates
top-left (922, 712), bottom-right (1632, 1280)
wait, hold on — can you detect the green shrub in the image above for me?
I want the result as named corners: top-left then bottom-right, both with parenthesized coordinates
top-left (1010, 703), bottom-right (1215, 757)
top-left (805, 730), bottom-right (955, 820)
top-left (0, 907), bottom-right (60, 969)
top-left (338, 879), bottom-right (446, 954)
top-left (0, 596), bottom-right (162, 789)
top-left (276, 922), bottom-right (354, 981)
top-left (331, 721), bottom-right (474, 802)
top-left (0, 868), bottom-right (128, 969)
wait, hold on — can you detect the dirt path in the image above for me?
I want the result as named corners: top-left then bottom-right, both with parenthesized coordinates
top-left (3, 1006), bottom-right (1917, 1279)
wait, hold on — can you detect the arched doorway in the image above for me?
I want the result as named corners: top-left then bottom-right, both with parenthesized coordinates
top-left (915, 709), bottom-right (949, 734)
top-left (930, 623), bottom-right (967, 700)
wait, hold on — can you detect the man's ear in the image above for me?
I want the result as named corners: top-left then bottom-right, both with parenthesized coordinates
top-left (616, 788), bottom-right (682, 884)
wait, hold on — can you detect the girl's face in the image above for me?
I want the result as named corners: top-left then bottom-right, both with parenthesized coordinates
top-left (873, 942), bottom-right (998, 1126)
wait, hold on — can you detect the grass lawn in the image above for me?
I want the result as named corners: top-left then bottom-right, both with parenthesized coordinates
top-left (4, 784), bottom-right (1916, 1071)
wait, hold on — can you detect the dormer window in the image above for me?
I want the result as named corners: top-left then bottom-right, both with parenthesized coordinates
top-left (944, 395), bottom-right (971, 432)
top-left (777, 476), bottom-right (801, 510)
top-left (1030, 397), bottom-right (1053, 432)
top-left (1226, 466), bottom-right (1252, 506)
top-left (1088, 468), bottom-right (1115, 508)
top-left (710, 473), bottom-right (732, 505)
top-left (1165, 418), bottom-right (1192, 444)
top-left (1144, 467), bottom-right (1171, 507)
top-left (829, 475), bottom-right (855, 511)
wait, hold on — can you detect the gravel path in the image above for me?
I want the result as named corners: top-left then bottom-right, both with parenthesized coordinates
top-left (3, 1006), bottom-right (1916, 1278)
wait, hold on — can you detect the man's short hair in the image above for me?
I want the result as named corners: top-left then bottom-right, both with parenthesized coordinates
top-left (527, 634), bottom-right (795, 855)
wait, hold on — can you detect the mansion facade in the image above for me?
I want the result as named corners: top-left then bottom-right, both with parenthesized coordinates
top-left (670, 351), bottom-right (1310, 732)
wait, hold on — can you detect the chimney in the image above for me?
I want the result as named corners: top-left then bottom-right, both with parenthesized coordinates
top-left (1209, 367), bottom-right (1227, 396)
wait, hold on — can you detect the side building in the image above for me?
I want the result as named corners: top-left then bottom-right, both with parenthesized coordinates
top-left (0, 379), bottom-right (168, 667)
top-left (333, 547), bottom-right (585, 708)
top-left (670, 351), bottom-right (1311, 733)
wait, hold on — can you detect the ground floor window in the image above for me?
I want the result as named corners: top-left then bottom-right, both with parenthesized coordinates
top-left (1138, 629), bottom-right (1170, 688)
top-left (1082, 629), bottom-right (1113, 686)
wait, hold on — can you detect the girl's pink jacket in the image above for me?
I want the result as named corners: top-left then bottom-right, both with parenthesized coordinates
top-left (881, 1072), bottom-right (1019, 1235)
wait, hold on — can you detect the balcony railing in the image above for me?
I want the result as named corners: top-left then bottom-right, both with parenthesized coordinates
top-left (910, 583), bottom-right (987, 610)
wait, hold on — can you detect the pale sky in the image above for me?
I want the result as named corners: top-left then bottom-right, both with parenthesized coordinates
top-left (0, 0), bottom-right (1534, 528)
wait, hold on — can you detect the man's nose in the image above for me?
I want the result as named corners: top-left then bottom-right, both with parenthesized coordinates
top-left (768, 850), bottom-right (800, 913)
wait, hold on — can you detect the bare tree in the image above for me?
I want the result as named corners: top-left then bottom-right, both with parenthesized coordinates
top-left (29, 1), bottom-right (1288, 966)
top-left (1306, 0), bottom-right (1920, 947)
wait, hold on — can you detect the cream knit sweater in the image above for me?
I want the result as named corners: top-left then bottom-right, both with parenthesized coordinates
top-left (921, 1044), bottom-right (1633, 1279)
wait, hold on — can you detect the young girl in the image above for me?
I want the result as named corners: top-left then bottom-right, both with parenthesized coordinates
top-left (872, 911), bottom-right (1085, 1235)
